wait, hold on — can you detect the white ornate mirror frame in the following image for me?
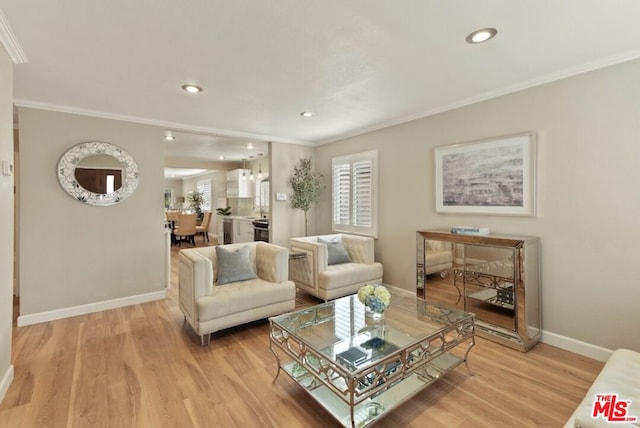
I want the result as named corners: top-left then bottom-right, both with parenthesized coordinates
top-left (57, 141), bottom-right (140, 206)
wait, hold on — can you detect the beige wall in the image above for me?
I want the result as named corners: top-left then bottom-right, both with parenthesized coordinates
top-left (0, 46), bottom-right (14, 401)
top-left (18, 108), bottom-right (166, 317)
top-left (315, 59), bottom-right (640, 353)
top-left (7, 55), bottom-right (638, 356)
top-left (270, 142), bottom-right (315, 246)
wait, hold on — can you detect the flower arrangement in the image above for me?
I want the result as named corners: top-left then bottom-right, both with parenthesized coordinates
top-left (357, 284), bottom-right (391, 314)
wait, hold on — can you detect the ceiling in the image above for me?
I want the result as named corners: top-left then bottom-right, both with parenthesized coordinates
top-left (163, 131), bottom-right (268, 178)
top-left (3, 1), bottom-right (640, 148)
top-left (164, 131), bottom-right (268, 163)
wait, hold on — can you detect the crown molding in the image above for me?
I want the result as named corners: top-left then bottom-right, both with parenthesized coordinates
top-left (13, 98), bottom-right (315, 146)
top-left (317, 50), bottom-right (640, 145)
top-left (0, 9), bottom-right (27, 64)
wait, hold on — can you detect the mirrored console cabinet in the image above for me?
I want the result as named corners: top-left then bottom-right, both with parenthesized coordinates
top-left (416, 230), bottom-right (540, 352)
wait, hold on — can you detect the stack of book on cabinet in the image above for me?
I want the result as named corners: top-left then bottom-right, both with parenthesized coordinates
top-left (451, 226), bottom-right (490, 235)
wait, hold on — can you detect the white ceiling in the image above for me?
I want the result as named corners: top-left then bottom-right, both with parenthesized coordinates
top-left (164, 168), bottom-right (208, 180)
top-left (163, 132), bottom-right (268, 178)
top-left (164, 131), bottom-right (268, 163)
top-left (3, 1), bottom-right (640, 147)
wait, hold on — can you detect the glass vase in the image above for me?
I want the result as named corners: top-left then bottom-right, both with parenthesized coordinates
top-left (365, 306), bottom-right (384, 322)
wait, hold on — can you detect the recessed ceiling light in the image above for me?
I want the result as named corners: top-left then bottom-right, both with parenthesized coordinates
top-left (465, 28), bottom-right (498, 44)
top-left (164, 133), bottom-right (175, 141)
top-left (219, 155), bottom-right (224, 160)
top-left (247, 143), bottom-right (254, 149)
top-left (181, 84), bottom-right (203, 93)
top-left (300, 111), bottom-right (314, 117)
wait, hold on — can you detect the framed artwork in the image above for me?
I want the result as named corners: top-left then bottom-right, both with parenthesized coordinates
top-left (434, 132), bottom-right (537, 216)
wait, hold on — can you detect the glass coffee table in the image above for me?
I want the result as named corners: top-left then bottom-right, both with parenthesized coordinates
top-left (269, 292), bottom-right (475, 427)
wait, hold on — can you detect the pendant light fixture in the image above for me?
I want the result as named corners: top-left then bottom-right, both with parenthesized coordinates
top-left (258, 163), bottom-right (263, 180)
top-left (242, 159), bottom-right (247, 181)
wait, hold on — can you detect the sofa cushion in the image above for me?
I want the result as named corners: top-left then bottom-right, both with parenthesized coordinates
top-left (215, 245), bottom-right (258, 285)
top-left (196, 278), bottom-right (296, 320)
top-left (318, 237), bottom-right (352, 265)
top-left (318, 262), bottom-right (383, 291)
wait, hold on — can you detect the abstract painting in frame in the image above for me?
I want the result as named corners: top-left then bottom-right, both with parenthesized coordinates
top-left (435, 132), bottom-right (536, 216)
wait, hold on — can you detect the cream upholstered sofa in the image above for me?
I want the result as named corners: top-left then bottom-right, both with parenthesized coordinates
top-left (289, 233), bottom-right (383, 301)
top-left (178, 242), bottom-right (296, 346)
top-left (565, 348), bottom-right (640, 427)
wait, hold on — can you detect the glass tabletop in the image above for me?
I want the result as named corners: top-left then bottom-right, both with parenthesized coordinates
top-left (271, 293), bottom-right (473, 373)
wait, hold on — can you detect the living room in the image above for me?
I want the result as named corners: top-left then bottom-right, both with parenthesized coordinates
top-left (1, 2), bottom-right (640, 427)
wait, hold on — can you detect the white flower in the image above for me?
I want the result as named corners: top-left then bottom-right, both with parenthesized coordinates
top-left (357, 284), bottom-right (391, 312)
top-left (357, 284), bottom-right (374, 304)
top-left (374, 286), bottom-right (391, 306)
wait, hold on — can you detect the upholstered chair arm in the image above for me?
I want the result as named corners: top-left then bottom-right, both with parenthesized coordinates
top-left (342, 234), bottom-right (375, 264)
top-left (178, 249), bottom-right (214, 322)
top-left (289, 238), bottom-right (328, 292)
top-left (256, 242), bottom-right (289, 283)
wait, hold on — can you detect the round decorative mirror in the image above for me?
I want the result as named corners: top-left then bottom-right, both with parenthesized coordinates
top-left (57, 141), bottom-right (139, 206)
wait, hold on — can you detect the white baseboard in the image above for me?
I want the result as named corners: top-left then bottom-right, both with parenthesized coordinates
top-left (17, 290), bottom-right (166, 327)
top-left (0, 364), bottom-right (14, 404)
top-left (389, 284), bottom-right (612, 362)
top-left (541, 330), bottom-right (613, 362)
top-left (347, 284), bottom-right (614, 362)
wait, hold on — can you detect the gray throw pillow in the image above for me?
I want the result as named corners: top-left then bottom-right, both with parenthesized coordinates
top-left (216, 245), bottom-right (258, 285)
top-left (318, 237), bottom-right (352, 265)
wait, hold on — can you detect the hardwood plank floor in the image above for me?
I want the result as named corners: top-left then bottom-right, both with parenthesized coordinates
top-left (1, 237), bottom-right (604, 427)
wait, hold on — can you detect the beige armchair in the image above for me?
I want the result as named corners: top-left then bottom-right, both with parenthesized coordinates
top-left (289, 233), bottom-right (383, 301)
top-left (179, 242), bottom-right (296, 346)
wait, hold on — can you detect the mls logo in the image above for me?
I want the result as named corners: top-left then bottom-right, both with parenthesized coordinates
top-left (591, 393), bottom-right (638, 423)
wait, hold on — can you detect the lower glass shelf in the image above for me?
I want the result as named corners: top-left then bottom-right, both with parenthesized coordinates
top-left (467, 288), bottom-right (514, 310)
top-left (281, 352), bottom-right (465, 428)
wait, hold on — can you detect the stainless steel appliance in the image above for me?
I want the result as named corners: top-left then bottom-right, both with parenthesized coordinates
top-left (223, 217), bottom-right (233, 244)
top-left (252, 218), bottom-right (269, 242)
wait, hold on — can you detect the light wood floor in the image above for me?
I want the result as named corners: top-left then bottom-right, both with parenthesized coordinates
top-left (1, 237), bottom-right (604, 427)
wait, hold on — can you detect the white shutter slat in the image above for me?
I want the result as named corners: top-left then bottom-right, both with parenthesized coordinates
top-left (332, 151), bottom-right (377, 237)
top-left (197, 178), bottom-right (212, 211)
top-left (333, 162), bottom-right (351, 225)
top-left (352, 160), bottom-right (372, 227)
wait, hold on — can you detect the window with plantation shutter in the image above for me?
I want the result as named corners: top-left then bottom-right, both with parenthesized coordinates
top-left (196, 179), bottom-right (212, 211)
top-left (333, 163), bottom-right (350, 226)
top-left (332, 150), bottom-right (378, 237)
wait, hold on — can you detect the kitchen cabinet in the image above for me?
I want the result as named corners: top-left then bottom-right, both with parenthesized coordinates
top-left (216, 215), bottom-right (225, 240)
top-left (232, 218), bottom-right (254, 243)
top-left (226, 169), bottom-right (254, 198)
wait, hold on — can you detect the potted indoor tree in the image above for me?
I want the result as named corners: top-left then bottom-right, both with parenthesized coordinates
top-left (290, 157), bottom-right (326, 236)
top-left (186, 190), bottom-right (205, 221)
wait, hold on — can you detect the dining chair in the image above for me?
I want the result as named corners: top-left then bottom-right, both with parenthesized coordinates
top-left (195, 211), bottom-right (212, 243)
top-left (165, 210), bottom-right (180, 230)
top-left (173, 213), bottom-right (197, 246)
